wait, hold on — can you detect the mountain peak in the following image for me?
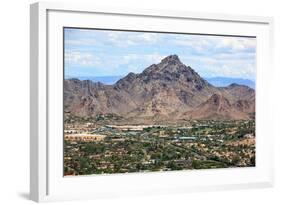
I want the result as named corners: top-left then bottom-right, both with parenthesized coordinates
top-left (227, 83), bottom-right (254, 92)
top-left (136, 54), bottom-right (211, 91)
top-left (161, 54), bottom-right (181, 64)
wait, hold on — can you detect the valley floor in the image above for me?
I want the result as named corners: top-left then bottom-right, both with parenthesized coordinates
top-left (63, 120), bottom-right (255, 175)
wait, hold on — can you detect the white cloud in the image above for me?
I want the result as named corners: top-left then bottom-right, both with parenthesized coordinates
top-left (216, 38), bottom-right (256, 51)
top-left (65, 51), bottom-right (101, 67)
top-left (131, 33), bottom-right (159, 43)
top-left (213, 63), bottom-right (255, 79)
top-left (172, 35), bottom-right (217, 52)
top-left (121, 53), bottom-right (165, 66)
top-left (171, 35), bottom-right (256, 54)
top-left (106, 31), bottom-right (161, 47)
top-left (106, 32), bottom-right (135, 47)
top-left (143, 53), bottom-right (165, 64)
top-left (65, 38), bottom-right (97, 46)
top-left (181, 54), bottom-right (256, 80)
top-left (122, 54), bottom-right (141, 63)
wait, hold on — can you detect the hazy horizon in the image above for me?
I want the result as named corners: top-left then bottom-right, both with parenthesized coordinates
top-left (65, 74), bottom-right (255, 89)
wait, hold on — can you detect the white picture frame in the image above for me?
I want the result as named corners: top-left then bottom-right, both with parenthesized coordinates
top-left (30, 2), bottom-right (274, 202)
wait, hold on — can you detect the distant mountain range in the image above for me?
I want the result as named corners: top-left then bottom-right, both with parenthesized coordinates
top-left (66, 75), bottom-right (255, 89)
top-left (65, 75), bottom-right (123, 85)
top-left (64, 55), bottom-right (255, 123)
top-left (204, 77), bottom-right (255, 89)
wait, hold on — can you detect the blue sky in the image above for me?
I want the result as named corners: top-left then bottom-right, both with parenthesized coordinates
top-left (64, 28), bottom-right (256, 81)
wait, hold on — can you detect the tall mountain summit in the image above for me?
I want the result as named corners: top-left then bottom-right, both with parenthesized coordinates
top-left (64, 55), bottom-right (255, 123)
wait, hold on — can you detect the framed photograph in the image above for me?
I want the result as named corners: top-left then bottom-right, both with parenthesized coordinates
top-left (30, 2), bottom-right (274, 202)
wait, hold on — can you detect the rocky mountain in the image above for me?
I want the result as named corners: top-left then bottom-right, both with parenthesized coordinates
top-left (64, 55), bottom-right (255, 122)
top-left (186, 93), bottom-right (250, 120)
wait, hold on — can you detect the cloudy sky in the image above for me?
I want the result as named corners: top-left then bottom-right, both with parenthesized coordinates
top-left (64, 28), bottom-right (256, 81)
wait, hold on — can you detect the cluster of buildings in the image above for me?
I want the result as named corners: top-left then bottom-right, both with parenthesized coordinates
top-left (64, 133), bottom-right (106, 142)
